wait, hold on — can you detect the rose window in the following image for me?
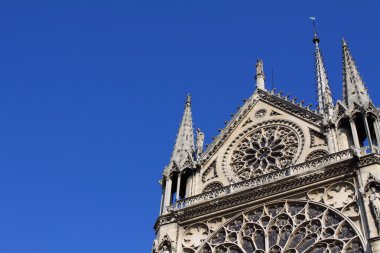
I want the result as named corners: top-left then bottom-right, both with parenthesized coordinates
top-left (230, 125), bottom-right (300, 180)
top-left (191, 201), bottom-right (364, 253)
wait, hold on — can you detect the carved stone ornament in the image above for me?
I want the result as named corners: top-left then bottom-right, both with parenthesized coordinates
top-left (182, 218), bottom-right (225, 253)
top-left (196, 128), bottom-right (205, 157)
top-left (364, 173), bottom-right (380, 234)
top-left (190, 200), bottom-right (364, 253)
top-left (255, 109), bottom-right (267, 118)
top-left (309, 128), bottom-right (327, 148)
top-left (203, 182), bottom-right (223, 193)
top-left (305, 149), bottom-right (329, 161)
top-left (183, 223), bottom-right (209, 249)
top-left (155, 162), bottom-right (355, 229)
top-left (202, 160), bottom-right (218, 183)
top-left (201, 89), bottom-right (322, 167)
top-left (157, 235), bottom-right (173, 253)
top-left (223, 120), bottom-right (304, 182)
top-left (307, 182), bottom-right (357, 211)
top-left (322, 182), bottom-right (356, 209)
top-left (270, 110), bottom-right (281, 116)
top-left (369, 186), bottom-right (380, 233)
top-left (242, 118), bottom-right (253, 128)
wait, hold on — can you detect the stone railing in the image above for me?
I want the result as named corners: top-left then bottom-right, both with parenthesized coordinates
top-left (290, 149), bottom-right (352, 175)
top-left (168, 149), bottom-right (354, 212)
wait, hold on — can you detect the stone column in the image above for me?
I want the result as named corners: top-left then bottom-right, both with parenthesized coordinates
top-left (364, 115), bottom-right (374, 152)
top-left (176, 174), bottom-right (181, 201)
top-left (189, 173), bottom-right (194, 197)
top-left (163, 177), bottom-right (172, 213)
top-left (333, 128), bottom-right (340, 152)
top-left (350, 118), bottom-right (361, 149)
top-left (192, 169), bottom-right (198, 196)
top-left (326, 127), bottom-right (336, 153)
top-left (159, 185), bottom-right (164, 215)
top-left (193, 169), bottom-right (199, 195)
top-left (374, 120), bottom-right (380, 148)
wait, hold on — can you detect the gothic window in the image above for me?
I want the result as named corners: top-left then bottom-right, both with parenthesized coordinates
top-left (228, 123), bottom-right (302, 181)
top-left (187, 200), bottom-right (363, 253)
top-left (158, 239), bottom-right (172, 253)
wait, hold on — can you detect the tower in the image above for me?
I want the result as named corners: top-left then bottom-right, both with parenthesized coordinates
top-left (152, 34), bottom-right (380, 253)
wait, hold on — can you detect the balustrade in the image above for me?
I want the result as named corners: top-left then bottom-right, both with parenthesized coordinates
top-left (168, 149), bottom-right (355, 212)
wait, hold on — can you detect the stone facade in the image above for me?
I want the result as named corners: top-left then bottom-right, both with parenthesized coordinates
top-left (152, 36), bottom-right (380, 253)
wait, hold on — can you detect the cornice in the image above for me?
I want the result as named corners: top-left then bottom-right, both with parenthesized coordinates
top-left (256, 89), bottom-right (323, 126)
top-left (357, 153), bottom-right (380, 167)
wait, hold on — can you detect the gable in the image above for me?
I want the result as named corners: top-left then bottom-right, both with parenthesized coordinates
top-left (197, 89), bottom-right (328, 192)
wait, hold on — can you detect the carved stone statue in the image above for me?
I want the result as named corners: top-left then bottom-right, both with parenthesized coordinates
top-left (256, 59), bottom-right (264, 76)
top-left (162, 245), bottom-right (170, 253)
top-left (369, 186), bottom-right (380, 232)
top-left (255, 59), bottom-right (265, 90)
top-left (196, 128), bottom-right (205, 158)
top-left (349, 145), bottom-right (361, 158)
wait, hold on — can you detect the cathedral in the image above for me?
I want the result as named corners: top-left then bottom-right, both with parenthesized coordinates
top-left (151, 32), bottom-right (380, 253)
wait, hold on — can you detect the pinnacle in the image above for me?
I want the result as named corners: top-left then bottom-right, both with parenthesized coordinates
top-left (168, 94), bottom-right (195, 171)
top-left (314, 38), bottom-right (334, 120)
top-left (342, 39), bottom-right (371, 108)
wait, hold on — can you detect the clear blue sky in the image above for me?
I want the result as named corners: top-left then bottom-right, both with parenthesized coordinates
top-left (0, 1), bottom-right (379, 252)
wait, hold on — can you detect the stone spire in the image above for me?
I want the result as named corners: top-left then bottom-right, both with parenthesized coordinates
top-left (169, 94), bottom-right (195, 170)
top-left (255, 59), bottom-right (265, 90)
top-left (313, 33), bottom-right (334, 119)
top-left (342, 39), bottom-right (371, 108)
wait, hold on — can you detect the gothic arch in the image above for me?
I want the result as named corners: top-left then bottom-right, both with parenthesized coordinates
top-left (305, 149), bottom-right (329, 161)
top-left (203, 182), bottom-right (224, 193)
top-left (158, 234), bottom-right (173, 253)
top-left (184, 200), bottom-right (364, 253)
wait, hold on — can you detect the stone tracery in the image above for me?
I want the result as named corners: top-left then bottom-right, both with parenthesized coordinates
top-left (182, 201), bottom-right (363, 253)
top-left (305, 150), bottom-right (329, 161)
top-left (203, 182), bottom-right (224, 193)
top-left (227, 122), bottom-right (302, 181)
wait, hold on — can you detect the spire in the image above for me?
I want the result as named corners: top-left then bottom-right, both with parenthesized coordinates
top-left (255, 59), bottom-right (265, 90)
top-left (342, 39), bottom-right (371, 108)
top-left (169, 94), bottom-right (195, 170)
top-left (310, 17), bottom-right (334, 119)
top-left (313, 31), bottom-right (334, 119)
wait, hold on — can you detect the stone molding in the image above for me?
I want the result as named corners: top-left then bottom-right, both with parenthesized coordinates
top-left (221, 119), bottom-right (305, 183)
top-left (154, 151), bottom-right (363, 231)
top-left (200, 89), bottom-right (323, 167)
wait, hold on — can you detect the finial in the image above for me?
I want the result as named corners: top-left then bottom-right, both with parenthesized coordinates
top-left (310, 17), bottom-right (320, 44)
top-left (185, 93), bottom-right (192, 107)
top-left (255, 59), bottom-right (266, 90)
top-left (342, 38), bottom-right (348, 47)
